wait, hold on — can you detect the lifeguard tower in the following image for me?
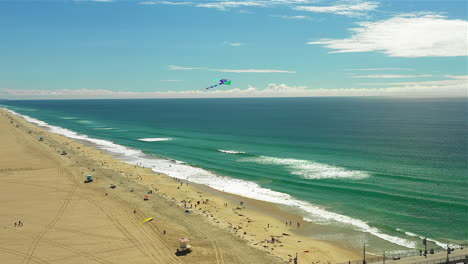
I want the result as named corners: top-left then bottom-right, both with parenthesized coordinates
top-left (176, 238), bottom-right (192, 255)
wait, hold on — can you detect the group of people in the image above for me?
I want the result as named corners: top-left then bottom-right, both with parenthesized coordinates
top-left (285, 221), bottom-right (300, 228)
top-left (14, 221), bottom-right (23, 227)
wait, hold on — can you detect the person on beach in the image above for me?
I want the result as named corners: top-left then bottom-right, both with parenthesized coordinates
top-left (19, 221), bottom-right (22, 227)
top-left (14, 222), bottom-right (16, 227)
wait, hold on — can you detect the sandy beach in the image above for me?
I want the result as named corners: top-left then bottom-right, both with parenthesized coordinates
top-left (0, 108), bottom-right (361, 264)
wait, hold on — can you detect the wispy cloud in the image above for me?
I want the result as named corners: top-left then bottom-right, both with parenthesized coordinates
top-left (139, 1), bottom-right (192, 5)
top-left (359, 75), bottom-right (468, 86)
top-left (168, 65), bottom-right (296, 73)
top-left (196, 1), bottom-right (266, 10)
top-left (271, 15), bottom-right (310, 20)
top-left (309, 13), bottom-right (468, 57)
top-left (224, 41), bottom-right (243, 46)
top-left (352, 74), bottom-right (432, 78)
top-left (4, 78), bottom-right (466, 99)
top-left (138, 0), bottom-right (321, 10)
top-left (218, 69), bottom-right (295, 73)
top-left (293, 1), bottom-right (378, 17)
top-left (168, 65), bottom-right (208, 70)
top-left (345, 68), bottom-right (413, 71)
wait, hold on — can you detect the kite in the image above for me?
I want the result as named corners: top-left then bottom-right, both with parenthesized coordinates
top-left (205, 79), bottom-right (232, 90)
top-left (139, 218), bottom-right (154, 224)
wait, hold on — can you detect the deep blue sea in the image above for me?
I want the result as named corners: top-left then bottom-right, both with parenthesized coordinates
top-left (2, 98), bottom-right (467, 253)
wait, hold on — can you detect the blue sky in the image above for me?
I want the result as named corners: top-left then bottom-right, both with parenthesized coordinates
top-left (0, 0), bottom-right (467, 99)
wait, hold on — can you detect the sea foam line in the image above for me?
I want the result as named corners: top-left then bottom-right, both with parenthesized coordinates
top-left (2, 107), bottom-right (440, 249)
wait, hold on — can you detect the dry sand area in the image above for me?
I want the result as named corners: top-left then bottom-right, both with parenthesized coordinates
top-left (0, 109), bottom-right (360, 264)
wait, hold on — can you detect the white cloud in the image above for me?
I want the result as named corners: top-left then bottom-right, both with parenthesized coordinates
top-left (168, 65), bottom-right (296, 73)
top-left (139, 1), bottom-right (192, 5)
top-left (444, 75), bottom-right (468, 80)
top-left (196, 1), bottom-right (266, 10)
top-left (168, 65), bottom-right (208, 70)
top-left (272, 15), bottom-right (309, 20)
top-left (138, 0), bottom-right (321, 10)
top-left (359, 75), bottom-right (468, 86)
top-left (345, 68), bottom-right (412, 71)
top-left (352, 74), bottom-right (432, 78)
top-left (218, 69), bottom-right (295, 73)
top-left (293, 1), bottom-right (378, 17)
top-left (309, 13), bottom-right (468, 57)
top-left (3, 76), bottom-right (466, 99)
top-left (224, 41), bottom-right (243, 46)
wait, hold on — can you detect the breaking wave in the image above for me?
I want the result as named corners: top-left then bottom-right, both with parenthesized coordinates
top-left (239, 156), bottom-right (370, 180)
top-left (138, 138), bottom-right (173, 142)
top-left (218, 149), bottom-right (246, 154)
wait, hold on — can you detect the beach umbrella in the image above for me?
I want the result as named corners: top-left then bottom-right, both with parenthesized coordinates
top-left (179, 238), bottom-right (190, 243)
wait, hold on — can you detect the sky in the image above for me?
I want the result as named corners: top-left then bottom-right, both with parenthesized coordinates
top-left (0, 0), bottom-right (467, 99)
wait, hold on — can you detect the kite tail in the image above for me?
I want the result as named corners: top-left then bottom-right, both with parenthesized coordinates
top-left (206, 84), bottom-right (219, 90)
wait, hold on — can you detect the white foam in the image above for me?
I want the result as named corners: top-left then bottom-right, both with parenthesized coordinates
top-left (240, 156), bottom-right (369, 180)
top-left (1, 107), bottom-right (433, 249)
top-left (218, 149), bottom-right (246, 154)
top-left (61, 117), bottom-right (78, 120)
top-left (92, 127), bottom-right (116, 130)
top-left (138, 138), bottom-right (173, 142)
top-left (396, 228), bottom-right (449, 248)
top-left (76, 120), bottom-right (95, 124)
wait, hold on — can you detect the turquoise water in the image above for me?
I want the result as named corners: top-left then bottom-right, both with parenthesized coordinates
top-left (2, 98), bottom-right (467, 252)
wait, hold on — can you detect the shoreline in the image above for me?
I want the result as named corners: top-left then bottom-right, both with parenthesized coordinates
top-left (0, 106), bottom-right (438, 251)
top-left (1, 108), bottom-right (362, 263)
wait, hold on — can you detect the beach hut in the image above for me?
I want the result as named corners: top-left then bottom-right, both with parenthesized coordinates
top-left (84, 175), bottom-right (93, 183)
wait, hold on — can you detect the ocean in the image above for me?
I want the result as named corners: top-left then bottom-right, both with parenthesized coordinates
top-left (2, 97), bottom-right (467, 254)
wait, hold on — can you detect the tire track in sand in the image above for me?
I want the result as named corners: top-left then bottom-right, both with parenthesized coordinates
top-left (0, 247), bottom-right (50, 264)
top-left (21, 161), bottom-right (78, 264)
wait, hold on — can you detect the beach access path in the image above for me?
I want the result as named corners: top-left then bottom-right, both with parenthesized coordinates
top-left (0, 110), bottom-right (286, 264)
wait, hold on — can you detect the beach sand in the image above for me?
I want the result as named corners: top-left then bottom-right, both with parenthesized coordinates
top-left (0, 108), bottom-right (360, 264)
